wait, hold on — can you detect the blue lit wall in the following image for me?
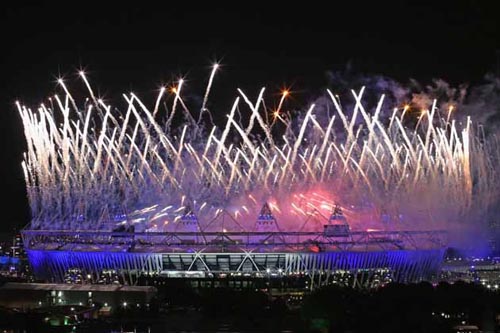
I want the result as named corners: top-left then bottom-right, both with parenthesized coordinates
top-left (0, 256), bottom-right (20, 265)
top-left (27, 248), bottom-right (445, 284)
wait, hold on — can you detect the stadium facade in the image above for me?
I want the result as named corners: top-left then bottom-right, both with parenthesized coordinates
top-left (22, 209), bottom-right (446, 289)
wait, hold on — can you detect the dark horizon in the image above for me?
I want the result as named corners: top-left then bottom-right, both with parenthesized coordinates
top-left (2, 2), bottom-right (500, 232)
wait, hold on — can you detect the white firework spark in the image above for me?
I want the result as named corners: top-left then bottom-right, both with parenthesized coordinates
top-left (17, 67), bottom-right (500, 232)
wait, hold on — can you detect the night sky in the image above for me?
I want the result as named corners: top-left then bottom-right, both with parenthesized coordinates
top-left (1, 2), bottom-right (499, 232)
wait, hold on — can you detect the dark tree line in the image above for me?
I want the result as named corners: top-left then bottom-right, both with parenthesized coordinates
top-left (301, 281), bottom-right (500, 333)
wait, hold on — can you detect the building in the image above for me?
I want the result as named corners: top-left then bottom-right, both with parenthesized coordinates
top-left (0, 282), bottom-right (157, 310)
top-left (23, 210), bottom-right (446, 289)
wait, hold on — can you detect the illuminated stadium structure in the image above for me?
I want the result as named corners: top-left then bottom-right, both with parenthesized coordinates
top-left (23, 208), bottom-right (447, 288)
top-left (18, 66), bottom-right (497, 287)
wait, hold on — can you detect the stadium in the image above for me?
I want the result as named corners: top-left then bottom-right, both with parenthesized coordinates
top-left (18, 68), bottom-right (494, 288)
top-left (22, 207), bottom-right (447, 288)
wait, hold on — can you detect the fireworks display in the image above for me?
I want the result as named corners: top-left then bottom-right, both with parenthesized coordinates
top-left (17, 66), bottom-right (500, 232)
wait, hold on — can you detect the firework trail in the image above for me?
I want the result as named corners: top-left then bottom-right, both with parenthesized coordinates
top-left (17, 67), bottom-right (500, 233)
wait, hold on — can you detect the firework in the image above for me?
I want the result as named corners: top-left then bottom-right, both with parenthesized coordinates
top-left (17, 66), bottom-right (499, 233)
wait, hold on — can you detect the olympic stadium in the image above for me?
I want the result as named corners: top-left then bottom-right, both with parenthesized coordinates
top-left (22, 205), bottom-right (447, 288)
